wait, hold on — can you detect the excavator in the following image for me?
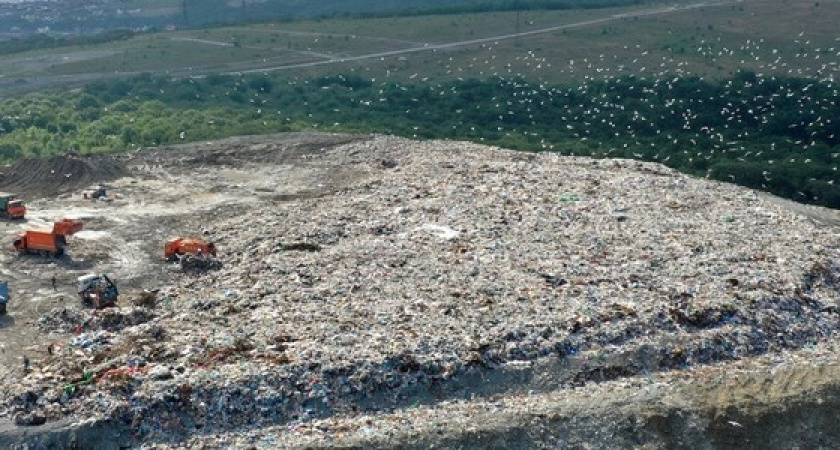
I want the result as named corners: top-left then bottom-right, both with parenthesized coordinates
top-left (77, 273), bottom-right (118, 309)
top-left (0, 193), bottom-right (26, 219)
top-left (13, 218), bottom-right (83, 257)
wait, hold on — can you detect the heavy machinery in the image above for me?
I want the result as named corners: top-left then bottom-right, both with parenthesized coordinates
top-left (77, 274), bottom-right (118, 309)
top-left (0, 281), bottom-right (8, 315)
top-left (164, 238), bottom-right (217, 261)
top-left (82, 185), bottom-right (110, 200)
top-left (165, 237), bottom-right (221, 272)
top-left (13, 218), bottom-right (83, 257)
top-left (0, 193), bottom-right (26, 219)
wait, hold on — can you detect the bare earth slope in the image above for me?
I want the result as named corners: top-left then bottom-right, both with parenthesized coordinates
top-left (2, 133), bottom-right (840, 448)
top-left (0, 155), bottom-right (128, 199)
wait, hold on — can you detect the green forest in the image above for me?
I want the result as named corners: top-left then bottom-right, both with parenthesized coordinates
top-left (1, 69), bottom-right (838, 207)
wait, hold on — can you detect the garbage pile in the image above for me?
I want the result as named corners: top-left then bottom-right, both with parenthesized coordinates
top-left (36, 307), bottom-right (89, 334)
top-left (5, 136), bottom-right (840, 445)
top-left (179, 253), bottom-right (223, 273)
top-left (38, 306), bottom-right (155, 334)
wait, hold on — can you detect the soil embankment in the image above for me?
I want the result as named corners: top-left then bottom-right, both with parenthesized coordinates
top-left (310, 359), bottom-right (840, 449)
top-left (0, 155), bottom-right (128, 198)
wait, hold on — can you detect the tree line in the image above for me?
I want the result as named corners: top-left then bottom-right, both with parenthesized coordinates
top-left (1, 70), bottom-right (838, 207)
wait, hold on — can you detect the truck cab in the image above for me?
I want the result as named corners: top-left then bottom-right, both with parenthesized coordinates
top-left (0, 193), bottom-right (26, 219)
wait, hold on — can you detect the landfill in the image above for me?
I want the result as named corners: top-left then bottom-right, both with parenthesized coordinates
top-left (3, 135), bottom-right (840, 446)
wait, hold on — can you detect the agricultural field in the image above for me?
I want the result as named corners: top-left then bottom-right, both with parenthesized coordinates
top-left (0, 0), bottom-right (674, 38)
top-left (0, 0), bottom-right (835, 88)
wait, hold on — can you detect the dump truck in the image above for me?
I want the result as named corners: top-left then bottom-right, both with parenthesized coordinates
top-left (77, 274), bottom-right (118, 309)
top-left (164, 238), bottom-right (217, 261)
top-left (0, 193), bottom-right (26, 219)
top-left (0, 281), bottom-right (8, 315)
top-left (13, 218), bottom-right (83, 257)
top-left (14, 232), bottom-right (67, 257)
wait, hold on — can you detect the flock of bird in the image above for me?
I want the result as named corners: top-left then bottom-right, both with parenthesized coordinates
top-left (150, 12), bottom-right (840, 202)
top-left (274, 26), bottom-right (838, 201)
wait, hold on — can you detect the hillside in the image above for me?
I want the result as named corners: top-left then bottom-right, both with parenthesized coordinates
top-left (3, 133), bottom-right (840, 447)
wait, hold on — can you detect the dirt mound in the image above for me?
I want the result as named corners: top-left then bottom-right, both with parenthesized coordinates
top-left (0, 155), bottom-right (127, 198)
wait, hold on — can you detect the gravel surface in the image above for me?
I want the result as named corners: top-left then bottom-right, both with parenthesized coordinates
top-left (2, 134), bottom-right (840, 447)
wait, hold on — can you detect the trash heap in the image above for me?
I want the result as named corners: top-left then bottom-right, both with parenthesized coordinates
top-left (37, 306), bottom-right (155, 334)
top-left (179, 253), bottom-right (223, 273)
top-left (5, 136), bottom-right (840, 444)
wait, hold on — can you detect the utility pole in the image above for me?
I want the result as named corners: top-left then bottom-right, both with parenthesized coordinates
top-left (514, 0), bottom-right (522, 47)
top-left (241, 0), bottom-right (247, 23)
top-left (181, 0), bottom-right (188, 28)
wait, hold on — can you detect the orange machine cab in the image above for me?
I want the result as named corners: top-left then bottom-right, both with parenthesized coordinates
top-left (6, 199), bottom-right (25, 219)
top-left (0, 193), bottom-right (25, 219)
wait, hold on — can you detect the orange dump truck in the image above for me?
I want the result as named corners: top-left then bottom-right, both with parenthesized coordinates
top-left (13, 219), bottom-right (83, 257)
top-left (14, 232), bottom-right (67, 257)
top-left (164, 238), bottom-right (217, 261)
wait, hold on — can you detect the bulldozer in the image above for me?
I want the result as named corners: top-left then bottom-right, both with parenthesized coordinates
top-left (14, 218), bottom-right (83, 257)
top-left (165, 237), bottom-right (220, 272)
top-left (164, 238), bottom-right (217, 261)
top-left (0, 193), bottom-right (26, 219)
top-left (77, 274), bottom-right (118, 309)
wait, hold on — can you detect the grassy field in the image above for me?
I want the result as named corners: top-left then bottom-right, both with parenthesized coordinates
top-left (0, 0), bottom-right (836, 91)
top-left (120, 0), bottom-right (180, 19)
